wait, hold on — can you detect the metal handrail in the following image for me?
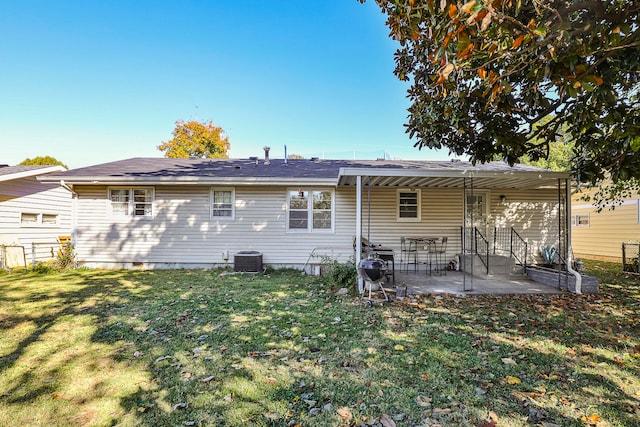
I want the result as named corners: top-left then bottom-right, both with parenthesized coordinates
top-left (474, 227), bottom-right (489, 274)
top-left (510, 228), bottom-right (528, 270)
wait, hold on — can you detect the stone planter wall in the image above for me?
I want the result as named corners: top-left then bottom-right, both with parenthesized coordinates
top-left (526, 265), bottom-right (599, 293)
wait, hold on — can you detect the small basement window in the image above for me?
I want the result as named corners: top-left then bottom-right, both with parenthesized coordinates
top-left (42, 214), bottom-right (58, 224)
top-left (20, 212), bottom-right (39, 224)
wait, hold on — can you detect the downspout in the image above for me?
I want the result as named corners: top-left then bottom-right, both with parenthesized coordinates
top-left (564, 178), bottom-right (582, 294)
top-left (60, 180), bottom-right (78, 256)
top-left (566, 250), bottom-right (582, 294)
top-left (356, 176), bottom-right (363, 294)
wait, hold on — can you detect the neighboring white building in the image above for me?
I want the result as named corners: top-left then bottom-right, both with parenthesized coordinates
top-left (38, 156), bottom-right (571, 273)
top-left (0, 165), bottom-right (72, 267)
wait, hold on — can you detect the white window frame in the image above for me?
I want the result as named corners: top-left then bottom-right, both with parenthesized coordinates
top-left (108, 187), bottom-right (154, 218)
top-left (210, 187), bottom-right (235, 220)
top-left (20, 212), bottom-right (39, 225)
top-left (286, 188), bottom-right (335, 233)
top-left (41, 213), bottom-right (59, 225)
top-left (572, 214), bottom-right (590, 227)
top-left (19, 212), bottom-right (59, 227)
top-left (397, 189), bottom-right (421, 222)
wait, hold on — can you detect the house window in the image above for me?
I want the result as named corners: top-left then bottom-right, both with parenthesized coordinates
top-left (572, 214), bottom-right (589, 227)
top-left (20, 212), bottom-right (39, 224)
top-left (313, 191), bottom-right (332, 229)
top-left (109, 187), bottom-right (154, 217)
top-left (20, 212), bottom-right (58, 226)
top-left (397, 189), bottom-right (421, 222)
top-left (287, 189), bottom-right (334, 232)
top-left (42, 214), bottom-right (58, 224)
top-left (211, 188), bottom-right (234, 219)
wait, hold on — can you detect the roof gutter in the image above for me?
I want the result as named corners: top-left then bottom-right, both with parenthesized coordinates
top-left (338, 167), bottom-right (570, 180)
top-left (39, 176), bottom-right (339, 186)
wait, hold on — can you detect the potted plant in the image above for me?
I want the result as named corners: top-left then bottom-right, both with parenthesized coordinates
top-left (539, 245), bottom-right (558, 268)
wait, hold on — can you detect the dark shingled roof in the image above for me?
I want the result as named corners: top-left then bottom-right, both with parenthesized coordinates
top-left (39, 157), bottom-right (553, 179)
top-left (37, 157), bottom-right (568, 190)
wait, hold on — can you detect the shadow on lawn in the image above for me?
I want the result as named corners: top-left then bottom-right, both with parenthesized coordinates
top-left (104, 270), bottom-right (639, 426)
top-left (0, 269), bottom-right (168, 424)
top-left (1, 264), bottom-right (638, 426)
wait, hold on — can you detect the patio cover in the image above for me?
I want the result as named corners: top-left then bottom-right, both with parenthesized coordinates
top-left (337, 162), bottom-right (572, 293)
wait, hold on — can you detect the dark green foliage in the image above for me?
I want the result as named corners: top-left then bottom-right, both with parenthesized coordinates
top-left (366, 0), bottom-right (640, 187)
top-left (321, 257), bottom-right (358, 289)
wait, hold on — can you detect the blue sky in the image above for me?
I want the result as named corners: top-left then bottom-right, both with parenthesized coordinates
top-left (0, 1), bottom-right (452, 169)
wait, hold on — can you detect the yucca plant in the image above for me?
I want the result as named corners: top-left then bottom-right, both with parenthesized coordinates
top-left (540, 245), bottom-right (558, 267)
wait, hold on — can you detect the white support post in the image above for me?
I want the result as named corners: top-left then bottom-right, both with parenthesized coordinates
top-left (356, 175), bottom-right (363, 294)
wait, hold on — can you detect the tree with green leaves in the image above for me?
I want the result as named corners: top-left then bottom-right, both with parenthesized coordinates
top-left (518, 115), bottom-right (573, 172)
top-left (18, 156), bottom-right (67, 169)
top-left (158, 120), bottom-right (230, 159)
top-left (362, 0), bottom-right (640, 189)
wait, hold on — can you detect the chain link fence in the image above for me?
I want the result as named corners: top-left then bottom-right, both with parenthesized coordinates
top-left (622, 242), bottom-right (640, 273)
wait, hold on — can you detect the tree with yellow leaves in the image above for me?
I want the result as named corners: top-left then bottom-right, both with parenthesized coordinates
top-left (158, 120), bottom-right (230, 159)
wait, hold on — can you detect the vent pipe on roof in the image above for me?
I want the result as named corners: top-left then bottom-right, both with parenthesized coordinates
top-left (284, 145), bottom-right (287, 164)
top-left (263, 146), bottom-right (270, 165)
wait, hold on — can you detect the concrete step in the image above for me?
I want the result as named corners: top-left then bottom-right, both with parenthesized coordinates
top-left (459, 254), bottom-right (521, 277)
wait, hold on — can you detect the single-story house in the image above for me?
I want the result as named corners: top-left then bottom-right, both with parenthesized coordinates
top-left (571, 185), bottom-right (640, 263)
top-left (38, 154), bottom-right (574, 277)
top-left (0, 165), bottom-right (72, 267)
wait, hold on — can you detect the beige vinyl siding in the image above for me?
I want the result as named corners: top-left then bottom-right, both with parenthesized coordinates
top-left (73, 184), bottom-right (562, 269)
top-left (355, 187), bottom-right (462, 265)
top-left (571, 199), bottom-right (640, 262)
top-left (491, 189), bottom-right (563, 264)
top-left (0, 175), bottom-right (71, 265)
top-left (359, 187), bottom-right (560, 266)
top-left (74, 185), bottom-right (358, 267)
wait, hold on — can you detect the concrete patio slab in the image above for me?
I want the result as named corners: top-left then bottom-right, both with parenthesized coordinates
top-left (388, 270), bottom-right (565, 296)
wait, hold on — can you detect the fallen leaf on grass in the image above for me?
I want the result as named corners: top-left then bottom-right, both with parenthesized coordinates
top-left (337, 407), bottom-right (352, 421)
top-left (264, 376), bottom-right (277, 384)
top-left (581, 414), bottom-right (601, 425)
top-left (504, 375), bottom-right (521, 385)
top-left (394, 344), bottom-right (405, 351)
top-left (432, 407), bottom-right (453, 418)
top-left (501, 357), bottom-right (517, 365)
top-left (263, 412), bottom-right (280, 421)
top-left (415, 395), bottom-right (432, 407)
top-left (379, 413), bottom-right (396, 427)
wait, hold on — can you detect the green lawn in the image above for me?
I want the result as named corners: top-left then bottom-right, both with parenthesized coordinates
top-left (0, 261), bottom-right (638, 426)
